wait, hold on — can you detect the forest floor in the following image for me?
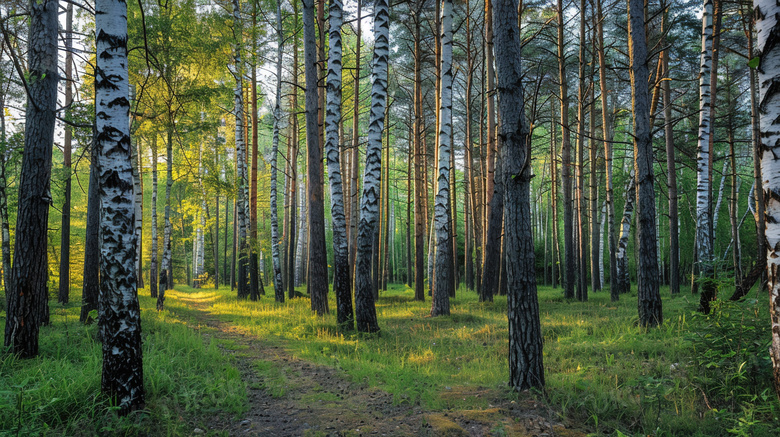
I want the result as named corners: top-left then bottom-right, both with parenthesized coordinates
top-left (171, 289), bottom-right (581, 437)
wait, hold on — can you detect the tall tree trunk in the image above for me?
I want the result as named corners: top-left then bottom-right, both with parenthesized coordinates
top-left (550, 103), bottom-right (559, 289)
top-left (249, 0), bottom-right (261, 300)
top-left (575, 0), bottom-right (587, 302)
top-left (494, 0), bottom-right (545, 391)
top-left (557, 0), bottom-right (575, 300)
top-left (629, 0), bottom-right (662, 327)
top-left (288, 7), bottom-right (300, 298)
top-left (303, 0), bottom-right (328, 314)
top-left (3, 0), bottom-right (58, 356)
top-left (484, 0), bottom-right (496, 248)
top-left (96, 0), bottom-right (144, 414)
top-left (150, 136), bottom-right (159, 299)
top-left (58, 3), bottom-right (74, 304)
top-left (233, 0), bottom-right (249, 299)
top-left (271, 0), bottom-right (285, 302)
top-left (413, 2), bottom-right (425, 301)
top-left (163, 126), bottom-right (174, 292)
top-left (754, 0), bottom-right (780, 398)
top-left (662, 41), bottom-right (679, 295)
top-left (0, 61), bottom-right (10, 298)
top-left (597, 0), bottom-right (617, 300)
top-left (214, 193), bottom-right (220, 289)
top-left (696, 0), bottom-right (716, 313)
top-left (354, 0), bottom-right (389, 333)
top-left (432, 0), bottom-right (453, 316)
top-left (325, 0), bottom-right (353, 327)
top-left (350, 0), bottom-right (362, 284)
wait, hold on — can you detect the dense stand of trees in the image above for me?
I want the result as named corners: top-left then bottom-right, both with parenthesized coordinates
top-left (2, 0), bottom-right (780, 406)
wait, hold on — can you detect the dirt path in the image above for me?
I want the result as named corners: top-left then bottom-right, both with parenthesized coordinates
top-left (174, 292), bottom-right (580, 437)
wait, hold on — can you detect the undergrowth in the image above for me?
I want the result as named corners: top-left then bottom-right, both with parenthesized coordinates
top-left (0, 292), bottom-right (246, 436)
top-left (165, 282), bottom-right (780, 436)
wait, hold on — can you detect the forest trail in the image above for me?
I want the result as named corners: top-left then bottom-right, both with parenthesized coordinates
top-left (169, 290), bottom-right (580, 437)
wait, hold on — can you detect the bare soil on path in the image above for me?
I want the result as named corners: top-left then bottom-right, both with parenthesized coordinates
top-left (171, 291), bottom-right (581, 437)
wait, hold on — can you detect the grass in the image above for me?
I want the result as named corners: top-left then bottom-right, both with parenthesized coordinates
top-left (2, 281), bottom-right (779, 436)
top-left (0, 291), bottom-right (247, 436)
top-left (164, 282), bottom-right (780, 436)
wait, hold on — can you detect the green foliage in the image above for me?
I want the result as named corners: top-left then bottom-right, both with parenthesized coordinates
top-left (687, 299), bottom-right (779, 436)
top-left (0, 293), bottom-right (246, 436)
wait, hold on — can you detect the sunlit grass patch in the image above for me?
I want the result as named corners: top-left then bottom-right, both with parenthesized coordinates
top-left (0, 290), bottom-right (247, 436)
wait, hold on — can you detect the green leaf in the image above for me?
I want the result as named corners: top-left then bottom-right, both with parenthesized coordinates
top-left (748, 57), bottom-right (760, 69)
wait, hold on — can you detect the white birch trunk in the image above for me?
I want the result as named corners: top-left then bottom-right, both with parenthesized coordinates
top-left (755, 0), bottom-right (780, 398)
top-left (354, 0), bottom-right (390, 332)
top-left (432, 0), bottom-right (453, 316)
top-left (95, 0), bottom-right (144, 413)
top-left (616, 172), bottom-right (636, 294)
top-left (270, 0), bottom-right (285, 302)
top-left (325, 0), bottom-right (353, 327)
top-left (232, 0), bottom-right (249, 297)
top-left (695, 0), bottom-right (715, 292)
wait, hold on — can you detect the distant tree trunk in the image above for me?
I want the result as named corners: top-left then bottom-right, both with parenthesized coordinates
top-left (271, 0), bottom-right (285, 302)
top-left (249, 0), bottom-right (261, 300)
top-left (662, 45), bottom-right (679, 295)
top-left (288, 7), bottom-right (300, 298)
top-left (576, 0), bottom-right (588, 302)
top-left (616, 173), bottom-right (636, 295)
top-left (629, 0), bottom-right (662, 327)
top-left (214, 193), bottom-right (219, 289)
top-left (557, 0), bottom-right (575, 300)
top-left (412, 3), bottom-right (425, 301)
top-left (233, 0), bottom-right (249, 299)
top-left (81, 129), bottom-right (101, 321)
top-left (432, 0), bottom-right (453, 316)
top-left (150, 136), bottom-right (159, 299)
top-left (303, 0), bottom-right (329, 314)
top-left (597, 0), bottom-right (616, 300)
top-left (550, 104), bottom-right (559, 289)
top-left (58, 3), bottom-right (74, 304)
top-left (480, 146), bottom-right (504, 300)
top-left (162, 125), bottom-right (174, 291)
top-left (0, 71), bottom-right (10, 297)
top-left (354, 0), bottom-right (389, 333)
top-left (95, 0), bottom-right (144, 414)
top-left (325, 0), bottom-right (352, 326)
top-left (493, 0), bottom-right (544, 390)
top-left (484, 0), bottom-right (496, 246)
top-left (350, 0), bottom-right (362, 284)
top-left (696, 0), bottom-right (716, 313)
top-left (3, 0), bottom-right (58, 356)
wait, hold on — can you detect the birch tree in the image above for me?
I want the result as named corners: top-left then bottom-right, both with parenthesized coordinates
top-left (355, 0), bottom-right (390, 333)
top-left (696, 0), bottom-right (716, 313)
top-left (755, 0), bottom-right (780, 398)
top-left (432, 0), bottom-right (453, 317)
top-left (96, 0), bottom-right (144, 414)
top-left (270, 0), bottom-right (284, 303)
top-left (325, 0), bottom-right (353, 327)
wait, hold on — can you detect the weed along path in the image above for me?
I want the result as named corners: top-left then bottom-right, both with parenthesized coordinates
top-left (165, 287), bottom-right (579, 437)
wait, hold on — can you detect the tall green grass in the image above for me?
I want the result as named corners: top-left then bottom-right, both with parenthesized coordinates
top-left (167, 283), bottom-right (780, 436)
top-left (0, 292), bottom-right (246, 436)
